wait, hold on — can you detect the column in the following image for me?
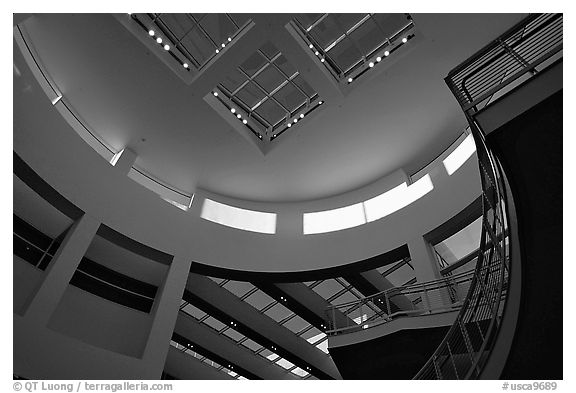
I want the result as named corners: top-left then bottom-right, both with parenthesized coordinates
top-left (141, 253), bottom-right (192, 377)
top-left (23, 213), bottom-right (100, 326)
top-left (408, 236), bottom-right (451, 309)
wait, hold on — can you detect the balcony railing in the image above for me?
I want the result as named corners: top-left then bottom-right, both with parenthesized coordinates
top-left (445, 13), bottom-right (562, 116)
top-left (325, 269), bottom-right (475, 335)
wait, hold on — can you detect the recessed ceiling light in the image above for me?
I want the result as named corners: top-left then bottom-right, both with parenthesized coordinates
top-left (315, 51), bottom-right (319, 56)
top-left (242, 119), bottom-right (247, 124)
top-left (237, 114), bottom-right (242, 119)
top-left (228, 37), bottom-right (232, 42)
top-left (369, 62), bottom-right (374, 67)
top-left (164, 44), bottom-right (170, 51)
top-left (384, 50), bottom-right (390, 56)
top-left (309, 44), bottom-right (314, 49)
top-left (320, 58), bottom-right (325, 63)
top-left (376, 56), bottom-right (382, 62)
top-left (216, 49), bottom-right (220, 53)
top-left (213, 92), bottom-right (218, 97)
top-left (156, 37), bottom-right (162, 44)
top-left (287, 123), bottom-right (292, 127)
top-left (318, 101), bottom-right (323, 105)
top-left (348, 77), bottom-right (353, 83)
top-left (221, 43), bottom-right (226, 48)
top-left (294, 118), bottom-right (298, 123)
top-left (148, 30), bottom-right (155, 36)
top-left (402, 37), bottom-right (408, 43)
top-left (183, 63), bottom-right (189, 68)
top-left (300, 114), bottom-right (304, 119)
top-left (231, 108), bottom-right (236, 114)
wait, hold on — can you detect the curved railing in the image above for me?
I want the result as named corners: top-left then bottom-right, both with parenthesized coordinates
top-left (415, 13), bottom-right (560, 379)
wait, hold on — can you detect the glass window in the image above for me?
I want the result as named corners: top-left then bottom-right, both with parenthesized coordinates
top-left (244, 290), bottom-right (276, 310)
top-left (203, 316), bottom-right (227, 332)
top-left (434, 216), bottom-right (482, 266)
top-left (264, 303), bottom-right (293, 322)
top-left (311, 279), bottom-right (345, 300)
top-left (223, 280), bottom-right (255, 298)
top-left (201, 198), bottom-right (277, 234)
top-left (303, 203), bottom-right (366, 235)
top-left (443, 134), bottom-right (477, 175)
top-left (282, 314), bottom-right (309, 334)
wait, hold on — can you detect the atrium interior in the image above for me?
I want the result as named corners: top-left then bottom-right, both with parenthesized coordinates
top-left (12, 11), bottom-right (563, 381)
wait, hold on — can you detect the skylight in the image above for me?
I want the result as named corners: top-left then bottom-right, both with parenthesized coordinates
top-left (293, 14), bottom-right (415, 81)
top-left (200, 198), bottom-right (277, 234)
top-left (443, 134), bottom-right (477, 175)
top-left (214, 42), bottom-right (323, 142)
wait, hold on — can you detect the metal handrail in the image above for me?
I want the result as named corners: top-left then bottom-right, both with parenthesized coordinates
top-left (445, 14), bottom-right (562, 116)
top-left (325, 269), bottom-right (476, 335)
top-left (413, 13), bottom-right (560, 379)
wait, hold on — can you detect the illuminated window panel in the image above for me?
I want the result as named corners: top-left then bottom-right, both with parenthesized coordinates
top-left (433, 216), bottom-right (483, 267)
top-left (443, 133), bottom-right (477, 175)
top-left (282, 314), bottom-right (309, 334)
top-left (384, 261), bottom-right (416, 287)
top-left (216, 42), bottom-right (322, 140)
top-left (363, 174), bottom-right (434, 223)
top-left (180, 302), bottom-right (207, 320)
top-left (310, 279), bottom-right (346, 300)
top-left (293, 14), bottom-right (415, 82)
top-left (264, 303), bottom-right (293, 323)
top-left (303, 202), bottom-right (366, 235)
top-left (201, 198), bottom-right (277, 234)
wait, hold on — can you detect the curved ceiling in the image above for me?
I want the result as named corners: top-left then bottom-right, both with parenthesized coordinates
top-left (22, 13), bottom-right (525, 202)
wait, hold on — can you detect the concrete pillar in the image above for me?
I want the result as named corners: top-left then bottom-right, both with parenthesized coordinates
top-left (23, 213), bottom-right (100, 326)
top-left (408, 236), bottom-right (451, 309)
top-left (111, 148), bottom-right (137, 175)
top-left (141, 253), bottom-right (192, 377)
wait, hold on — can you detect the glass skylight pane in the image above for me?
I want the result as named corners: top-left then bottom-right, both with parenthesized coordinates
top-left (254, 66), bottom-right (285, 93)
top-left (273, 84), bottom-right (307, 113)
top-left (264, 303), bottom-right (292, 322)
top-left (203, 317), bottom-right (226, 331)
top-left (199, 14), bottom-right (236, 45)
top-left (181, 303), bottom-right (206, 320)
top-left (315, 339), bottom-right (329, 354)
top-left (223, 328), bottom-right (245, 342)
top-left (201, 198), bottom-right (277, 234)
top-left (254, 99), bottom-right (285, 125)
top-left (291, 367), bottom-right (309, 377)
top-left (245, 290), bottom-right (276, 310)
top-left (303, 202), bottom-right (366, 235)
top-left (331, 290), bottom-right (359, 306)
top-left (306, 331), bottom-right (327, 345)
top-left (223, 280), bottom-right (255, 298)
top-left (385, 263), bottom-right (416, 287)
top-left (311, 279), bottom-right (345, 300)
top-left (240, 52), bottom-right (268, 77)
top-left (282, 314), bottom-right (309, 334)
top-left (443, 134), bottom-right (477, 175)
top-left (364, 174), bottom-right (434, 223)
top-left (276, 358), bottom-right (295, 369)
top-left (241, 339), bottom-right (262, 352)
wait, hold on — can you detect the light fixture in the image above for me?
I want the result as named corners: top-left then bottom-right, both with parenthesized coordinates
top-left (309, 44), bottom-right (314, 49)
top-left (315, 51), bottom-right (319, 56)
top-left (318, 101), bottom-right (323, 105)
top-left (148, 30), bottom-right (155, 36)
top-left (348, 77), bottom-right (353, 83)
top-left (183, 63), bottom-right (189, 68)
top-left (242, 119), bottom-right (248, 124)
top-left (299, 114), bottom-right (304, 119)
top-left (376, 56), bottom-right (382, 62)
top-left (221, 43), bottom-right (225, 48)
top-left (231, 108), bottom-right (236, 114)
top-left (156, 37), bottom-right (162, 44)
top-left (287, 123), bottom-right (292, 128)
top-left (228, 37), bottom-right (232, 42)
top-left (320, 58), bottom-right (325, 63)
top-left (216, 49), bottom-right (220, 53)
top-left (294, 118), bottom-right (298, 123)
top-left (369, 62), bottom-right (374, 67)
top-left (384, 50), bottom-right (390, 56)
top-left (402, 37), bottom-right (408, 43)
top-left (164, 44), bottom-right (170, 51)
top-left (237, 114), bottom-right (242, 119)
top-left (213, 91), bottom-right (218, 97)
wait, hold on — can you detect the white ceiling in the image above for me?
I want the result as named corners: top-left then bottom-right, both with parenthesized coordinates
top-left (22, 13), bottom-right (526, 202)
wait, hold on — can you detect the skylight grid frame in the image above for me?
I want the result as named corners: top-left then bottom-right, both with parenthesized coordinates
top-left (217, 46), bottom-right (321, 137)
top-left (143, 13), bottom-right (251, 71)
top-left (292, 14), bottom-right (415, 82)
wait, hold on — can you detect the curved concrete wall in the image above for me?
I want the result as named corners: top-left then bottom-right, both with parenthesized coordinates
top-left (14, 31), bottom-right (481, 274)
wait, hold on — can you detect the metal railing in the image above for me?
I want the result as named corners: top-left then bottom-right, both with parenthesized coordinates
top-left (326, 269), bottom-right (475, 335)
top-left (445, 13), bottom-right (562, 116)
top-left (412, 14), bottom-right (563, 379)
